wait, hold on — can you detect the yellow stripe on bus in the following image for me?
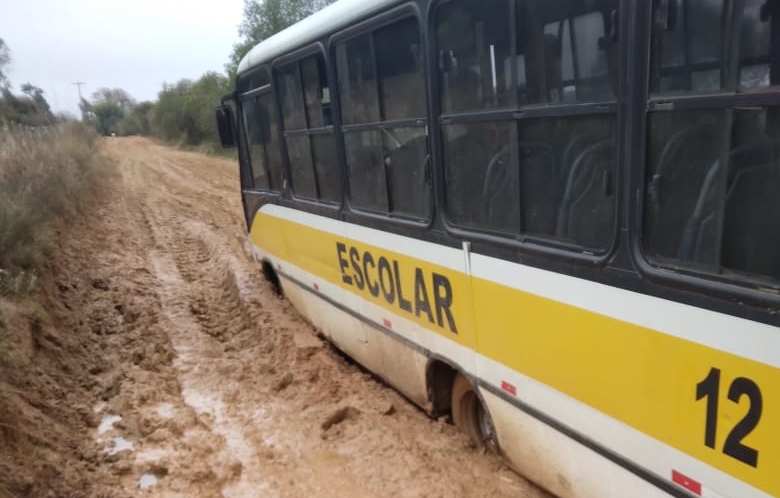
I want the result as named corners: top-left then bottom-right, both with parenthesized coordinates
top-left (251, 211), bottom-right (779, 497)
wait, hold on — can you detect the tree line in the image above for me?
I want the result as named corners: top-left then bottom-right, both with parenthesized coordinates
top-left (1, 0), bottom-right (335, 151)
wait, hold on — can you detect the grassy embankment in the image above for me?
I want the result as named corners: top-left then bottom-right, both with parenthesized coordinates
top-left (0, 122), bottom-right (112, 498)
top-left (0, 122), bottom-right (109, 277)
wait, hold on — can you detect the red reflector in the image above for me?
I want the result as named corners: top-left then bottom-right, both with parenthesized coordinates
top-left (501, 381), bottom-right (517, 396)
top-left (313, 283), bottom-right (319, 291)
top-left (672, 470), bottom-right (701, 496)
top-left (383, 318), bottom-right (392, 329)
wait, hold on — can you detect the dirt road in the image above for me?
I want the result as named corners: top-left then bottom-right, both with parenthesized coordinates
top-left (39, 137), bottom-right (553, 497)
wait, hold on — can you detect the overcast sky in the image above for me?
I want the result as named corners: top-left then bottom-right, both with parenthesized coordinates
top-left (0, 0), bottom-right (245, 116)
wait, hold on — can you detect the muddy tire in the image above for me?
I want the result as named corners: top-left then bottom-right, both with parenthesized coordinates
top-left (451, 373), bottom-right (497, 452)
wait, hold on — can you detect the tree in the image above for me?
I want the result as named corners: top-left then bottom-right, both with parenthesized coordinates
top-left (150, 72), bottom-right (229, 146)
top-left (226, 0), bottom-right (336, 78)
top-left (151, 79), bottom-right (193, 142)
top-left (118, 101), bottom-right (154, 136)
top-left (20, 83), bottom-right (51, 115)
top-left (88, 88), bottom-right (136, 135)
top-left (92, 101), bottom-right (124, 135)
top-left (0, 38), bottom-right (10, 88)
top-left (91, 87), bottom-right (136, 115)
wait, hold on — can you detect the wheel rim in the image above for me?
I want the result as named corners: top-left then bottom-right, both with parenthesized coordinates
top-left (462, 390), bottom-right (497, 452)
top-left (476, 399), bottom-right (497, 452)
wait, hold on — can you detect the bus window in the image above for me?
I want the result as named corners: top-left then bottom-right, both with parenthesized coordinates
top-left (443, 121), bottom-right (519, 234)
top-left (645, 108), bottom-right (780, 284)
top-left (739, 0), bottom-right (772, 88)
top-left (337, 16), bottom-right (430, 220)
top-left (258, 92), bottom-right (284, 190)
top-left (437, 0), bottom-right (618, 252)
top-left (242, 97), bottom-right (270, 190)
top-left (529, 4), bottom-right (615, 104)
top-left (344, 130), bottom-right (389, 212)
top-left (651, 0), bottom-right (775, 94)
top-left (645, 0), bottom-right (780, 286)
top-left (436, 0), bottom-right (511, 113)
top-left (375, 16), bottom-right (425, 122)
top-left (287, 135), bottom-right (317, 199)
top-left (301, 55), bottom-right (332, 128)
top-left (336, 34), bottom-right (380, 125)
top-left (237, 67), bottom-right (269, 94)
top-left (277, 65), bottom-right (307, 131)
top-left (275, 53), bottom-right (341, 203)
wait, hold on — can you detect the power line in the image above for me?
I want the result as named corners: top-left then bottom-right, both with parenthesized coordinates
top-left (72, 81), bottom-right (87, 120)
top-left (71, 80), bottom-right (85, 101)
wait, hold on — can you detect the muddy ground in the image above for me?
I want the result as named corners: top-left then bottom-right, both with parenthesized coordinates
top-left (0, 137), bottom-right (553, 498)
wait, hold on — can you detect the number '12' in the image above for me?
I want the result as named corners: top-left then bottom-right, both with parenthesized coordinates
top-left (696, 367), bottom-right (762, 467)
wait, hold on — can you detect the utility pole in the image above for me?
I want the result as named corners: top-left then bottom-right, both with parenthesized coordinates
top-left (72, 81), bottom-right (87, 121)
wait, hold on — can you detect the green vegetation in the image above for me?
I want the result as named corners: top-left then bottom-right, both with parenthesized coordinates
top-left (0, 122), bottom-right (111, 277)
top-left (150, 71), bottom-right (229, 150)
top-left (227, 0), bottom-right (336, 80)
top-left (0, 38), bottom-right (55, 127)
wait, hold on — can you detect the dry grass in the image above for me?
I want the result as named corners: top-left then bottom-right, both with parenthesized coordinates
top-left (0, 122), bottom-right (111, 281)
top-left (0, 122), bottom-right (112, 498)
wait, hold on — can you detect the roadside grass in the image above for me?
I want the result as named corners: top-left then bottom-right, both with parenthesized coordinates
top-left (0, 122), bottom-right (111, 284)
top-left (189, 138), bottom-right (237, 158)
top-left (0, 122), bottom-right (113, 497)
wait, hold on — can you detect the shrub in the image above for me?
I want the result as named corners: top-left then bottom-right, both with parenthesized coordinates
top-left (0, 122), bottom-right (112, 274)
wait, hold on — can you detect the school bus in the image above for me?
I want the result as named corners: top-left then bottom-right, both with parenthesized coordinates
top-left (215, 0), bottom-right (780, 496)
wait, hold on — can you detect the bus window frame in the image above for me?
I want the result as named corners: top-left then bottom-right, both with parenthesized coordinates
top-left (271, 42), bottom-right (343, 211)
top-left (329, 2), bottom-right (435, 229)
top-left (427, 0), bottom-right (624, 266)
top-left (237, 81), bottom-right (284, 197)
top-left (629, 0), bottom-right (780, 309)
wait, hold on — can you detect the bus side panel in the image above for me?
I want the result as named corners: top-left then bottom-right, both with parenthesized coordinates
top-left (373, 328), bottom-right (430, 407)
top-left (483, 390), bottom-right (671, 498)
top-left (469, 253), bottom-right (780, 498)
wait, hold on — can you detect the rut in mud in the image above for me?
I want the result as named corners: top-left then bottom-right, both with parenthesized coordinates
top-left (11, 137), bottom-right (555, 497)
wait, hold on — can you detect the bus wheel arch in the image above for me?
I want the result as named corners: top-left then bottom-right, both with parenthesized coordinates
top-left (451, 372), bottom-right (498, 453)
top-left (261, 260), bottom-right (282, 295)
top-left (426, 359), bottom-right (457, 417)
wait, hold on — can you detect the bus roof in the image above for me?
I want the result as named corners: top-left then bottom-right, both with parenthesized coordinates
top-left (237, 0), bottom-right (404, 76)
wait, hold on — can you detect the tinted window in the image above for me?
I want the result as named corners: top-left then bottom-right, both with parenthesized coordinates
top-left (522, 2), bottom-right (615, 104)
top-left (311, 134), bottom-right (340, 202)
top-left (276, 53), bottom-right (341, 204)
top-left (257, 92), bottom-right (283, 190)
top-left (437, 0), bottom-right (619, 250)
top-left (375, 17), bottom-right (425, 120)
top-left (651, 0), bottom-right (775, 94)
top-left (277, 64), bottom-right (306, 130)
top-left (336, 16), bottom-right (431, 219)
top-left (237, 68), bottom-right (270, 94)
top-left (443, 121), bottom-right (519, 233)
top-left (386, 128), bottom-right (429, 219)
top-left (436, 0), bottom-right (512, 112)
top-left (345, 130), bottom-right (388, 212)
top-left (336, 34), bottom-right (380, 125)
top-left (287, 135), bottom-right (316, 199)
top-left (443, 116), bottom-right (615, 248)
top-left (644, 107), bottom-right (780, 284)
top-left (301, 56), bottom-right (332, 128)
top-left (242, 98), bottom-right (269, 190)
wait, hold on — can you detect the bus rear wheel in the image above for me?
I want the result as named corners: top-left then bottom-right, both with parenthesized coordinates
top-left (451, 373), bottom-right (497, 452)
